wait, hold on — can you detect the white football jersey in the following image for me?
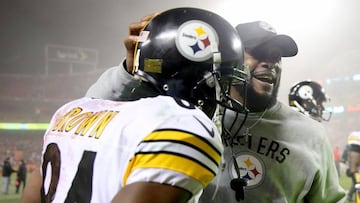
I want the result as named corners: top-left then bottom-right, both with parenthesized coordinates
top-left (40, 96), bottom-right (223, 203)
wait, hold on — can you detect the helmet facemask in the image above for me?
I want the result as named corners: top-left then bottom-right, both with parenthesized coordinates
top-left (133, 49), bottom-right (249, 119)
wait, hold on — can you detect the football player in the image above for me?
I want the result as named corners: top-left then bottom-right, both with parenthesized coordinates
top-left (20, 7), bottom-right (248, 203)
top-left (346, 131), bottom-right (360, 202)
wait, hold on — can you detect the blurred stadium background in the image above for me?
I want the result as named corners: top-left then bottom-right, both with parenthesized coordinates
top-left (0, 1), bottom-right (359, 202)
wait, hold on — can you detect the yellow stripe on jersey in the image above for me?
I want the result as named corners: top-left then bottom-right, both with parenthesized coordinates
top-left (144, 130), bottom-right (221, 164)
top-left (124, 152), bottom-right (216, 187)
top-left (123, 130), bottom-right (221, 187)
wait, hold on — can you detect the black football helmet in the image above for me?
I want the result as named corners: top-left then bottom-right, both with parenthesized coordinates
top-left (131, 7), bottom-right (249, 118)
top-left (288, 80), bottom-right (331, 122)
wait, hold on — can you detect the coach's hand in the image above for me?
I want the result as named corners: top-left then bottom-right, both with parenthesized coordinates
top-left (124, 12), bottom-right (159, 73)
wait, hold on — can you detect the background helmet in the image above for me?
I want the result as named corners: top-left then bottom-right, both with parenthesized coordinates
top-left (288, 80), bottom-right (331, 122)
top-left (132, 7), bottom-right (248, 118)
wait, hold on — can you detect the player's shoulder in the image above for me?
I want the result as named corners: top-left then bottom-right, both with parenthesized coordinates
top-left (138, 96), bottom-right (218, 135)
top-left (53, 97), bottom-right (118, 117)
top-left (137, 95), bottom-right (203, 114)
top-left (57, 96), bottom-right (200, 115)
top-left (56, 97), bottom-right (90, 111)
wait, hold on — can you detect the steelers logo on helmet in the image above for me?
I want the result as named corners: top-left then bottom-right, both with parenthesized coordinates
top-left (175, 20), bottom-right (219, 62)
top-left (298, 85), bottom-right (313, 100)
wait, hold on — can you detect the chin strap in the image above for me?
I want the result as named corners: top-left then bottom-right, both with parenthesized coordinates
top-left (211, 42), bottom-right (224, 133)
top-left (230, 150), bottom-right (248, 201)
